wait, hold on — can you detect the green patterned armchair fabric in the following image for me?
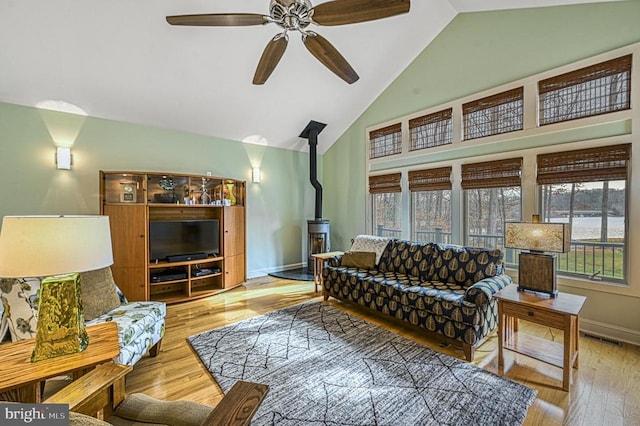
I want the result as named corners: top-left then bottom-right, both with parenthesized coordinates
top-left (323, 237), bottom-right (512, 360)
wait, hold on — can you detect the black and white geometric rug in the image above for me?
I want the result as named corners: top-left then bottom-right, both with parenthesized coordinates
top-left (188, 301), bottom-right (536, 425)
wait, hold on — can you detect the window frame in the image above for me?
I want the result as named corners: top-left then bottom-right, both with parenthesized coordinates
top-left (369, 173), bottom-right (403, 238)
top-left (409, 167), bottom-right (452, 243)
top-left (409, 108), bottom-right (453, 151)
top-left (538, 54), bottom-right (632, 126)
top-left (536, 144), bottom-right (631, 284)
top-left (369, 123), bottom-right (402, 159)
top-left (462, 87), bottom-right (524, 141)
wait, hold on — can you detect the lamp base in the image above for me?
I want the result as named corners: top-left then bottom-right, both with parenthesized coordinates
top-left (517, 252), bottom-right (558, 298)
top-left (31, 273), bottom-right (89, 362)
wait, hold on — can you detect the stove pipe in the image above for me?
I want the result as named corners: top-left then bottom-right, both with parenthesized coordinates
top-left (299, 120), bottom-right (327, 220)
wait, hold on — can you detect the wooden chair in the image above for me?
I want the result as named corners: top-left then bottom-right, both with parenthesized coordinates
top-left (44, 363), bottom-right (269, 426)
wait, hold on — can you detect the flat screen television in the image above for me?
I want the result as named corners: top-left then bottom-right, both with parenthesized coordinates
top-left (149, 219), bottom-right (220, 262)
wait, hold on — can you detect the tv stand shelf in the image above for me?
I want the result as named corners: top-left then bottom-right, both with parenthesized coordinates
top-left (148, 256), bottom-right (224, 303)
top-left (149, 256), bottom-right (224, 269)
top-left (100, 170), bottom-right (246, 304)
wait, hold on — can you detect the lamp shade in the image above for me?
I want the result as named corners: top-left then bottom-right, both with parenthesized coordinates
top-left (504, 221), bottom-right (571, 253)
top-left (0, 215), bottom-right (114, 278)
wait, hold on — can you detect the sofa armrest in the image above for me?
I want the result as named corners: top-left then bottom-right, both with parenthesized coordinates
top-left (327, 255), bottom-right (344, 267)
top-left (463, 274), bottom-right (513, 306)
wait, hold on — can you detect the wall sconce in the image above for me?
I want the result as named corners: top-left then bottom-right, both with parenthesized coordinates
top-left (504, 218), bottom-right (571, 297)
top-left (252, 166), bottom-right (261, 183)
top-left (56, 147), bottom-right (72, 170)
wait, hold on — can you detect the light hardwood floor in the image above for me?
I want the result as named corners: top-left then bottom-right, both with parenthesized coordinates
top-left (126, 276), bottom-right (640, 426)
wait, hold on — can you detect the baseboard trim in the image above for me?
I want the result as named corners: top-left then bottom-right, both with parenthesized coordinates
top-left (247, 263), bottom-right (305, 280)
top-left (580, 318), bottom-right (640, 347)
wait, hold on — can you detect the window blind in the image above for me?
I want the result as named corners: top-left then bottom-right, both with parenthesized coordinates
top-left (408, 167), bottom-right (452, 192)
top-left (461, 158), bottom-right (522, 189)
top-left (409, 108), bottom-right (453, 151)
top-left (369, 173), bottom-right (402, 194)
top-left (369, 123), bottom-right (402, 159)
top-left (538, 55), bottom-right (632, 125)
top-left (462, 87), bottom-right (524, 140)
top-left (537, 144), bottom-right (631, 184)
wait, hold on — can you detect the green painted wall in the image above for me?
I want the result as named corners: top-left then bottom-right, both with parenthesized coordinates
top-left (0, 101), bottom-right (316, 277)
top-left (323, 2), bottom-right (640, 333)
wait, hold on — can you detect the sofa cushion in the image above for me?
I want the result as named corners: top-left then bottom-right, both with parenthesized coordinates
top-left (86, 301), bottom-right (166, 365)
top-left (377, 240), bottom-right (435, 280)
top-left (429, 244), bottom-right (502, 287)
top-left (80, 268), bottom-right (122, 321)
top-left (341, 251), bottom-right (376, 269)
top-left (349, 235), bottom-right (391, 265)
top-left (0, 277), bottom-right (40, 341)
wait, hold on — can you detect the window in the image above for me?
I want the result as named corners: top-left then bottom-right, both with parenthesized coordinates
top-left (370, 173), bottom-right (402, 238)
top-left (538, 144), bottom-right (630, 282)
top-left (409, 108), bottom-right (453, 151)
top-left (409, 167), bottom-right (452, 243)
top-left (462, 87), bottom-right (524, 140)
top-left (369, 123), bottom-right (402, 159)
top-left (538, 55), bottom-right (632, 125)
top-left (462, 158), bottom-right (522, 260)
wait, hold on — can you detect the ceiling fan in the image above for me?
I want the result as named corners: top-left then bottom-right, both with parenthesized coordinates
top-left (166, 0), bottom-right (410, 85)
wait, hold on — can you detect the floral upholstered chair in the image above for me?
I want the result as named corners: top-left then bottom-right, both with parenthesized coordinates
top-left (0, 267), bottom-right (165, 366)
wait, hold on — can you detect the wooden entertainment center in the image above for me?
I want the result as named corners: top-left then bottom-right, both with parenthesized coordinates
top-left (100, 171), bottom-right (246, 304)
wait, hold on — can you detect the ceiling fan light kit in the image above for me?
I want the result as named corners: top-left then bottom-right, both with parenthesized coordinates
top-left (166, 0), bottom-right (410, 85)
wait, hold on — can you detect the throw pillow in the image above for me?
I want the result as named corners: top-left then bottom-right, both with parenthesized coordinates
top-left (0, 277), bottom-right (41, 341)
top-left (79, 268), bottom-right (121, 321)
top-left (349, 235), bottom-right (391, 265)
top-left (341, 251), bottom-right (376, 269)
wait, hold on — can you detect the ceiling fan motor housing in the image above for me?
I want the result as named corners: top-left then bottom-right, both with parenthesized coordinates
top-left (270, 0), bottom-right (313, 30)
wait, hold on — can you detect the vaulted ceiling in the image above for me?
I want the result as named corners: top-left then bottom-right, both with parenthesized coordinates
top-left (0, 0), bottom-right (621, 153)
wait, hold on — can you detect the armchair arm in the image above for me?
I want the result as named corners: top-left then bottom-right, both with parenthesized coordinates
top-left (44, 363), bottom-right (132, 416)
top-left (463, 274), bottom-right (513, 306)
top-left (203, 381), bottom-right (269, 426)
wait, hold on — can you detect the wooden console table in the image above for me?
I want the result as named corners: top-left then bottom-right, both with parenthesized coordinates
top-left (0, 322), bottom-right (120, 402)
top-left (494, 285), bottom-right (586, 391)
top-left (311, 251), bottom-right (344, 292)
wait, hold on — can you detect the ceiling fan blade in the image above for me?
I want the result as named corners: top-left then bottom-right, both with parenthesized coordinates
top-left (312, 0), bottom-right (410, 26)
top-left (166, 13), bottom-right (269, 26)
top-left (253, 35), bottom-right (289, 85)
top-left (303, 33), bottom-right (359, 84)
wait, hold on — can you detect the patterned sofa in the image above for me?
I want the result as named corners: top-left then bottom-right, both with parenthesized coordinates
top-left (322, 235), bottom-right (513, 361)
top-left (0, 267), bottom-right (165, 366)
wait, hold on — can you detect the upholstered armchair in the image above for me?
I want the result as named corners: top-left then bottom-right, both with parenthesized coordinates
top-left (44, 363), bottom-right (269, 426)
top-left (0, 267), bottom-right (165, 366)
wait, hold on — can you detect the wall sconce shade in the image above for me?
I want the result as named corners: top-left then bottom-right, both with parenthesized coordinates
top-left (0, 215), bottom-right (113, 361)
top-left (504, 222), bottom-right (571, 253)
top-left (252, 166), bottom-right (261, 183)
top-left (56, 147), bottom-right (72, 170)
top-left (504, 221), bottom-right (571, 298)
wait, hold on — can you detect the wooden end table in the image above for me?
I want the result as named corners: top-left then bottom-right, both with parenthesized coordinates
top-left (494, 285), bottom-right (586, 391)
top-left (0, 322), bottom-right (121, 402)
top-left (311, 251), bottom-right (344, 293)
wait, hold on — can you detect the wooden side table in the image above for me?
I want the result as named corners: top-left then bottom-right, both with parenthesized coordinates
top-left (311, 251), bottom-right (344, 292)
top-left (494, 285), bottom-right (586, 391)
top-left (0, 322), bottom-right (121, 402)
